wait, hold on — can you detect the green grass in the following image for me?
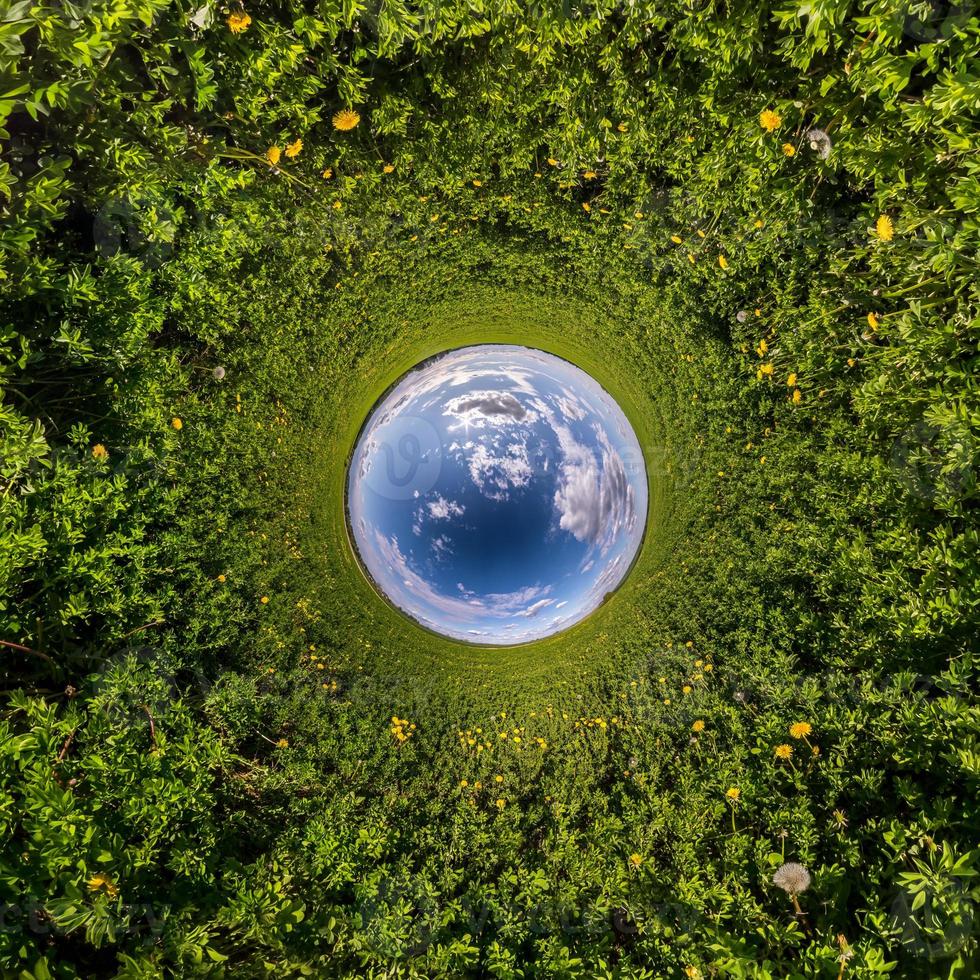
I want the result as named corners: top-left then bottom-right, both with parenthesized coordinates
top-left (2, 3), bottom-right (978, 976)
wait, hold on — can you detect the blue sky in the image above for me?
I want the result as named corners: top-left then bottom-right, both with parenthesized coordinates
top-left (347, 346), bottom-right (647, 644)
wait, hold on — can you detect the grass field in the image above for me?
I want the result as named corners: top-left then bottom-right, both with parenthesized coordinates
top-left (2, 2), bottom-right (978, 976)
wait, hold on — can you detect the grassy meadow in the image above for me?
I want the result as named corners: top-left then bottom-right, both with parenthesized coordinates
top-left (1, 1), bottom-right (978, 977)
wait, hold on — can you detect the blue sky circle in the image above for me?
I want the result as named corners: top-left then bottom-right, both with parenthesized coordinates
top-left (347, 345), bottom-right (648, 644)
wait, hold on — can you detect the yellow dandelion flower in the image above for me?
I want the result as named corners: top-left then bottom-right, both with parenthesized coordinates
top-left (671, 235), bottom-right (682, 244)
top-left (276, 738), bottom-right (289, 748)
top-left (774, 744), bottom-right (793, 760)
top-left (547, 157), bottom-right (558, 166)
top-left (217, 574), bottom-right (226, 583)
top-left (321, 168), bottom-right (333, 179)
top-left (718, 255), bottom-right (729, 269)
top-left (875, 214), bottom-right (894, 241)
top-left (726, 786), bottom-right (740, 800)
top-left (754, 219), bottom-right (764, 229)
top-left (582, 202), bottom-right (591, 212)
top-left (494, 774), bottom-right (503, 783)
top-left (687, 253), bottom-right (695, 263)
top-left (495, 798), bottom-right (506, 809)
top-left (285, 138), bottom-right (303, 158)
top-left (787, 372), bottom-right (797, 386)
top-left (227, 11), bottom-right (252, 33)
top-left (260, 596), bottom-right (269, 604)
top-left (171, 417), bottom-right (183, 430)
top-left (265, 146), bottom-right (281, 165)
top-left (460, 779), bottom-right (468, 787)
top-left (782, 143), bottom-right (796, 157)
top-left (682, 685), bottom-right (692, 694)
top-left (92, 443), bottom-right (108, 460)
top-left (789, 722), bottom-right (812, 739)
top-left (629, 853), bottom-right (644, 867)
top-left (759, 109), bottom-right (781, 132)
top-left (382, 164), bottom-right (394, 173)
top-left (792, 388), bottom-right (802, 404)
top-left (87, 873), bottom-right (119, 898)
top-left (759, 362), bottom-right (774, 377)
top-left (867, 312), bottom-right (879, 330)
top-left (332, 109), bottom-right (360, 131)
top-left (583, 170), bottom-right (597, 179)
top-left (692, 720), bottom-right (705, 732)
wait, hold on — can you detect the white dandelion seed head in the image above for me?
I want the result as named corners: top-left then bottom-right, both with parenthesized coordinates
top-left (773, 862), bottom-right (811, 895)
top-left (806, 128), bottom-right (832, 159)
top-left (736, 310), bottom-right (748, 323)
top-left (213, 366), bottom-right (226, 380)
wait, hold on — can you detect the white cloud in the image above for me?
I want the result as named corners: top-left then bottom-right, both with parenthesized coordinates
top-left (516, 598), bottom-right (555, 618)
top-left (484, 583), bottom-right (551, 608)
top-left (465, 439), bottom-right (532, 500)
top-left (554, 392), bottom-right (588, 422)
top-left (427, 496), bottom-right (465, 520)
top-left (532, 397), bottom-right (635, 556)
top-left (444, 390), bottom-right (528, 426)
top-left (554, 449), bottom-right (602, 542)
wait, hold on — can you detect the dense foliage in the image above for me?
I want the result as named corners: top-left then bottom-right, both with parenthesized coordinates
top-left (2, 0), bottom-right (978, 976)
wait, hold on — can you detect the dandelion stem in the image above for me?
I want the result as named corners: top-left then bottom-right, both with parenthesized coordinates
top-left (215, 148), bottom-right (316, 192)
top-left (837, 935), bottom-right (851, 980)
top-left (790, 894), bottom-right (811, 935)
top-left (881, 274), bottom-right (943, 298)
